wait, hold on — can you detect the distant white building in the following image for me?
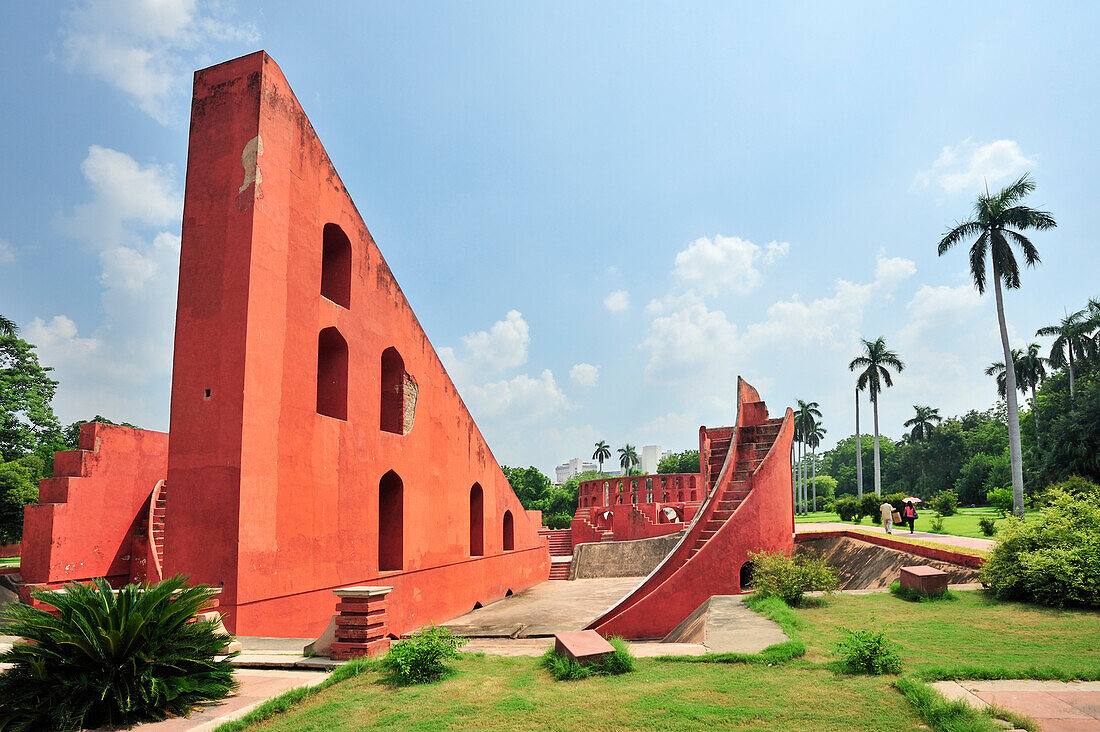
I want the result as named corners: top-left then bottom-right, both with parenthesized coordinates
top-left (555, 457), bottom-right (598, 484)
top-left (640, 445), bottom-right (664, 475)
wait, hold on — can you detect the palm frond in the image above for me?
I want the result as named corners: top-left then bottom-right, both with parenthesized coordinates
top-left (969, 231), bottom-right (989, 293)
top-left (937, 220), bottom-right (983, 255)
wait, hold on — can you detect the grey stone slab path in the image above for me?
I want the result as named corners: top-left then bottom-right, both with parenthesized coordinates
top-left (699, 595), bottom-right (788, 654)
top-left (932, 680), bottom-right (1100, 732)
top-left (441, 576), bottom-right (643, 637)
top-left (797, 522), bottom-right (996, 552)
top-left (129, 668), bottom-right (329, 731)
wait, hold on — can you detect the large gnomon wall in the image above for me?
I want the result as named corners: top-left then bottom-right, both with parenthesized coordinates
top-left (22, 52), bottom-right (550, 638)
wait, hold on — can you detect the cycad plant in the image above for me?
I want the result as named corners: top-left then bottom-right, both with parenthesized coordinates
top-left (0, 575), bottom-right (237, 731)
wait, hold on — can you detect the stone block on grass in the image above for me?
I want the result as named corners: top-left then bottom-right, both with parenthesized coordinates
top-left (554, 630), bottom-right (615, 666)
top-left (900, 565), bottom-right (948, 596)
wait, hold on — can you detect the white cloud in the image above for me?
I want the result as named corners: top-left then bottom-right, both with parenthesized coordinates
top-left (604, 290), bottom-right (630, 313)
top-left (439, 310), bottom-right (530, 383)
top-left (672, 235), bottom-right (789, 297)
top-left (875, 254), bottom-right (917, 283)
top-left (569, 362), bottom-right (599, 387)
top-left (0, 239), bottom-right (14, 265)
top-left (34, 146), bottom-right (183, 428)
top-left (60, 0), bottom-right (259, 125)
top-left (641, 302), bottom-right (739, 377)
top-left (462, 370), bottom-right (573, 422)
top-left (915, 139), bottom-right (1035, 194)
top-left (62, 145), bottom-right (182, 248)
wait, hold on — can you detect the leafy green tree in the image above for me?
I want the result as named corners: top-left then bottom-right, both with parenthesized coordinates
top-left (0, 315), bottom-right (16, 337)
top-left (0, 454), bottom-right (41, 543)
top-left (849, 337), bottom-right (904, 496)
top-left (617, 444), bottom-right (638, 475)
top-left (656, 450), bottom-right (699, 474)
top-left (813, 474), bottom-right (837, 503)
top-left (938, 174), bottom-right (1056, 516)
top-left (1037, 309), bottom-right (1095, 399)
top-left (903, 405), bottom-right (941, 442)
top-left (592, 440), bottom-right (611, 474)
top-left (501, 465), bottom-right (552, 507)
top-left (0, 329), bottom-right (62, 463)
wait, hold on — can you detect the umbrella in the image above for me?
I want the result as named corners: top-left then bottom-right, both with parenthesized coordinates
top-left (902, 497), bottom-right (922, 503)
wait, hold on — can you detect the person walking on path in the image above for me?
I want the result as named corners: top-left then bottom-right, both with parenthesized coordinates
top-left (902, 500), bottom-right (918, 533)
top-left (880, 499), bottom-right (895, 534)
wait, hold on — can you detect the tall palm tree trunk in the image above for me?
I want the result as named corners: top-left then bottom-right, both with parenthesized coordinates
top-left (811, 446), bottom-right (817, 512)
top-left (797, 439), bottom-right (804, 514)
top-left (855, 388), bottom-right (863, 499)
top-left (1031, 384), bottom-right (1041, 450)
top-left (791, 442), bottom-right (796, 512)
top-left (1068, 350), bottom-right (1076, 399)
top-left (993, 273), bottom-right (1025, 516)
top-left (872, 394), bottom-right (881, 496)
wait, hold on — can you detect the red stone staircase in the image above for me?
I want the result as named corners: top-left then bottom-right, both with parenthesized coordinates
top-left (689, 419), bottom-right (782, 558)
top-left (539, 528), bottom-right (573, 579)
top-left (586, 377), bottom-right (795, 639)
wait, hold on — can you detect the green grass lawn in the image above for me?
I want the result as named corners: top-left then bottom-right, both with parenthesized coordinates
top-left (0, 556), bottom-right (18, 567)
top-left (226, 591), bottom-right (1099, 731)
top-left (795, 506), bottom-right (1035, 539)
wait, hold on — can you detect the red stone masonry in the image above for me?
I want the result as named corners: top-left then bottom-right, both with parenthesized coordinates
top-left (796, 530), bottom-right (987, 568)
top-left (329, 587), bottom-right (392, 660)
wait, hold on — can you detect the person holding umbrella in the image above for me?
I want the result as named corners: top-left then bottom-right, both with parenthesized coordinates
top-left (902, 498), bottom-right (920, 533)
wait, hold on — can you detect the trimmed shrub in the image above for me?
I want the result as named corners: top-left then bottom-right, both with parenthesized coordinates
top-left (985, 487), bottom-right (1013, 513)
top-left (381, 625), bottom-right (467, 684)
top-left (979, 485), bottom-right (1100, 608)
top-left (1035, 476), bottom-right (1100, 506)
top-left (859, 494), bottom-right (882, 521)
top-left (834, 625), bottom-right (902, 675)
top-left (0, 576), bottom-right (236, 731)
top-left (978, 517), bottom-right (996, 537)
top-left (834, 495), bottom-right (860, 522)
top-left (748, 550), bottom-right (838, 606)
top-left (883, 492), bottom-right (907, 511)
top-left (542, 637), bottom-right (634, 680)
top-left (930, 489), bottom-right (958, 516)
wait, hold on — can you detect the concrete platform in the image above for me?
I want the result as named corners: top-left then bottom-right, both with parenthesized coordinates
top-left (663, 595), bottom-right (788, 654)
top-left (441, 577), bottom-right (644, 637)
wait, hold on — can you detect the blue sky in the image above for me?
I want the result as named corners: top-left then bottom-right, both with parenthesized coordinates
top-left (1, 2), bottom-right (1097, 475)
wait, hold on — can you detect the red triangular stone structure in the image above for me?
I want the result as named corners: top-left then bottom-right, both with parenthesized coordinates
top-left (586, 377), bottom-right (794, 639)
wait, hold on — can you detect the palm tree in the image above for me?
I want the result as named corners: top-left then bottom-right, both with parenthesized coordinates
top-left (806, 420), bottom-right (826, 512)
top-left (854, 388), bottom-right (864, 499)
top-left (1037, 309), bottom-right (1094, 399)
top-left (795, 400), bottom-right (821, 514)
top-left (903, 405), bottom-right (941, 442)
top-left (988, 344), bottom-right (1048, 449)
top-left (617, 444), bottom-right (638, 476)
top-left (848, 337), bottom-right (904, 496)
top-left (938, 174), bottom-right (1056, 517)
top-left (0, 314), bottom-right (17, 336)
top-left (592, 440), bottom-right (611, 475)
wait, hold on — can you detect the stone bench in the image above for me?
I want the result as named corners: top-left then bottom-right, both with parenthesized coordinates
top-left (554, 630), bottom-right (615, 666)
top-left (901, 565), bottom-right (948, 596)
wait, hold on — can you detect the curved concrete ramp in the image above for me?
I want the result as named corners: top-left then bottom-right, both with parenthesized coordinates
top-left (796, 535), bottom-right (979, 589)
top-left (663, 596), bottom-right (787, 654)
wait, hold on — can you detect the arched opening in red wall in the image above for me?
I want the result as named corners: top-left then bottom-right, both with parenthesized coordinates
top-left (380, 347), bottom-right (404, 434)
top-left (502, 510), bottom-right (514, 551)
top-left (378, 471), bottom-right (403, 571)
top-left (316, 327), bottom-right (348, 420)
top-left (321, 223), bottom-right (352, 308)
top-left (469, 483), bottom-right (484, 556)
top-left (739, 560), bottom-right (755, 590)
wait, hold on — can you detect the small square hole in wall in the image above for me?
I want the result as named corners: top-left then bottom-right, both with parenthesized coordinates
top-left (204, 389), bottom-right (212, 399)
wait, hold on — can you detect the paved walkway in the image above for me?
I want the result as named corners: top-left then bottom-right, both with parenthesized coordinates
top-left (131, 668), bottom-right (329, 731)
top-left (933, 680), bottom-right (1100, 731)
top-left (796, 522), bottom-right (996, 552)
top-left (441, 577), bottom-right (642, 637)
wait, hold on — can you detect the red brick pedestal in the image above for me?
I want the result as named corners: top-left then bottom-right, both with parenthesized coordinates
top-left (329, 586), bottom-right (393, 660)
top-left (900, 565), bottom-right (948, 596)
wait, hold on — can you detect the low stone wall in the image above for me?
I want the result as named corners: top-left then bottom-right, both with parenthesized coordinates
top-left (795, 534), bottom-right (980, 589)
top-left (569, 532), bottom-right (684, 580)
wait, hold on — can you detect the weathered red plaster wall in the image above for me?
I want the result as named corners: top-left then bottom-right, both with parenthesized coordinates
top-left (0, 544), bottom-right (19, 559)
top-left (572, 473), bottom-right (701, 547)
top-left (166, 52), bottom-right (549, 638)
top-left (21, 423), bottom-right (168, 587)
